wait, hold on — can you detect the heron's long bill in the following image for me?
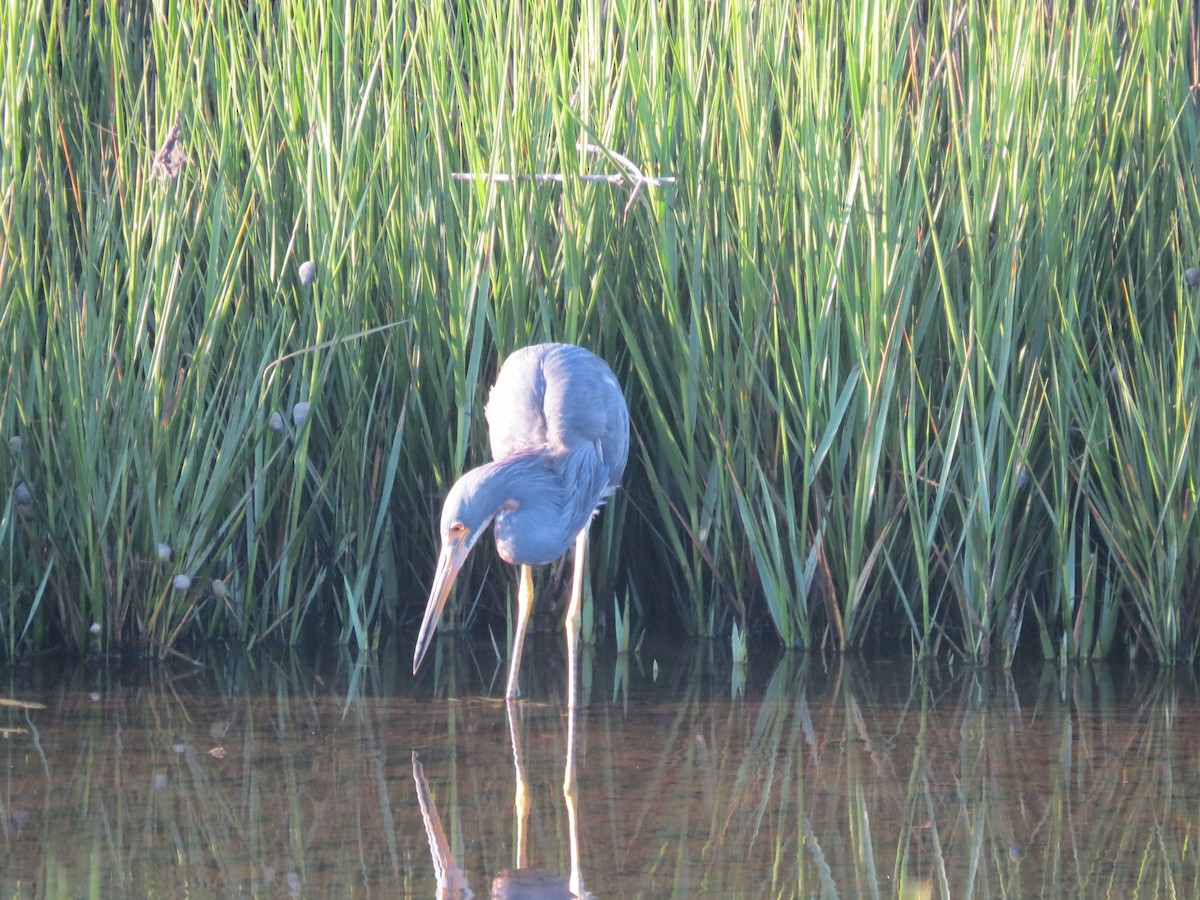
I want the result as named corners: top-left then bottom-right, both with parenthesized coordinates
top-left (412, 531), bottom-right (472, 674)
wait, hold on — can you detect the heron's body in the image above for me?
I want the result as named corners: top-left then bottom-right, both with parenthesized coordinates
top-left (413, 343), bottom-right (629, 702)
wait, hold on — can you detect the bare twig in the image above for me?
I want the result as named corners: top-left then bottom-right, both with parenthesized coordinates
top-left (452, 171), bottom-right (674, 185)
top-left (261, 321), bottom-right (409, 382)
top-left (449, 171), bottom-right (675, 187)
top-left (581, 141), bottom-right (652, 219)
top-left (451, 142), bottom-right (674, 221)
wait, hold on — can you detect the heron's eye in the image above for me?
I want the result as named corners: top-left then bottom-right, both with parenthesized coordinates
top-left (448, 522), bottom-right (467, 537)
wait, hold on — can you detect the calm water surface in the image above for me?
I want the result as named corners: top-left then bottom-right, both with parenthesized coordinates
top-left (2, 637), bottom-right (1198, 897)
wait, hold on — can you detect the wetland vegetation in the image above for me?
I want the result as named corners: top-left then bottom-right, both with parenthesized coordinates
top-left (3, 0), bottom-right (1200, 665)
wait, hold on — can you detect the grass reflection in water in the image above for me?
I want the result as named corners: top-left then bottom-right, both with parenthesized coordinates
top-left (0, 640), bottom-right (1196, 897)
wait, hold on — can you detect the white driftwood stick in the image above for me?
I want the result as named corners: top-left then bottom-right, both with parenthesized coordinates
top-left (452, 142), bottom-right (673, 220)
top-left (450, 171), bottom-right (675, 186)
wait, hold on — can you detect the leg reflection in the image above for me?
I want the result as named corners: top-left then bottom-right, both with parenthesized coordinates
top-left (414, 699), bottom-right (589, 898)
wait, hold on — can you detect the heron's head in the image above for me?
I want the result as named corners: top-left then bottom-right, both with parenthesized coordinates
top-left (412, 466), bottom-right (513, 675)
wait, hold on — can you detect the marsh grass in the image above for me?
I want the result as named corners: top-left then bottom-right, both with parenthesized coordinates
top-left (3, 0), bottom-right (1200, 661)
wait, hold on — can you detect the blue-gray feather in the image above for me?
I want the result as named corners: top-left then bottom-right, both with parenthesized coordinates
top-left (438, 343), bottom-right (629, 566)
top-left (486, 343), bottom-right (628, 491)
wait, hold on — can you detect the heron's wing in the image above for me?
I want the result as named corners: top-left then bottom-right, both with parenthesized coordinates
top-left (487, 344), bottom-right (629, 490)
top-left (542, 347), bottom-right (627, 479)
top-left (486, 345), bottom-right (552, 459)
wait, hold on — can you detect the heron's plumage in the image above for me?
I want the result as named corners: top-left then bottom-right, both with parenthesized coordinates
top-left (443, 448), bottom-right (609, 567)
top-left (486, 343), bottom-right (628, 491)
top-left (442, 344), bottom-right (627, 564)
top-left (413, 342), bottom-right (629, 693)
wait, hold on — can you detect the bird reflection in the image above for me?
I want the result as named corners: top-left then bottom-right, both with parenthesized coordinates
top-left (413, 699), bottom-right (589, 899)
top-left (412, 753), bottom-right (472, 899)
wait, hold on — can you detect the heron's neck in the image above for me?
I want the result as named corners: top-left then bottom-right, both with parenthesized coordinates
top-left (472, 449), bottom-right (609, 566)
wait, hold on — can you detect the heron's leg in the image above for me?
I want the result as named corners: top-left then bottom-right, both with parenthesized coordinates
top-left (564, 526), bottom-right (589, 710)
top-left (506, 564), bottom-right (535, 700)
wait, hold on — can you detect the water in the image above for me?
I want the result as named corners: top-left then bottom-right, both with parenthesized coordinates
top-left (2, 637), bottom-right (1197, 897)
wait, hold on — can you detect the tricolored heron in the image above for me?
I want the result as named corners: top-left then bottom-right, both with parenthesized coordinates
top-left (412, 343), bottom-right (629, 701)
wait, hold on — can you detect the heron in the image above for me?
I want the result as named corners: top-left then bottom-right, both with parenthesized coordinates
top-left (412, 342), bottom-right (629, 702)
